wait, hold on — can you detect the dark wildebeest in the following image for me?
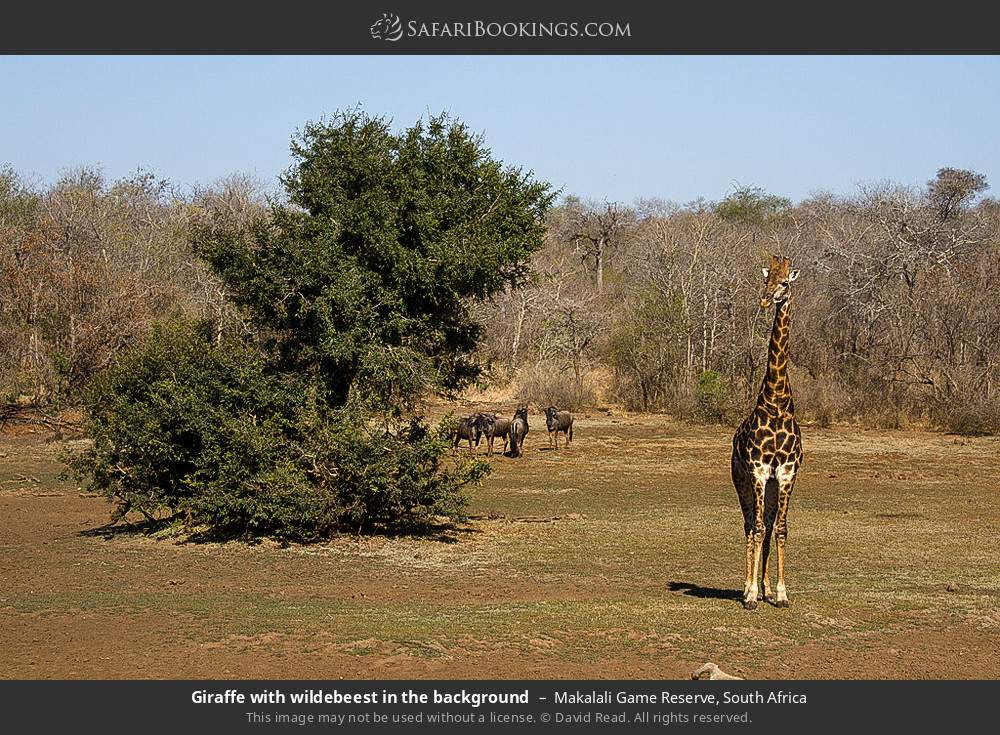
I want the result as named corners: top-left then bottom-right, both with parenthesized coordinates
top-left (480, 413), bottom-right (512, 457)
top-left (452, 413), bottom-right (485, 453)
top-left (509, 405), bottom-right (529, 457)
top-left (543, 406), bottom-right (574, 450)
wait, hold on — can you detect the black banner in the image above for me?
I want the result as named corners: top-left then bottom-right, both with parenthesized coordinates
top-left (1, 0), bottom-right (997, 54)
top-left (1, 680), bottom-right (997, 733)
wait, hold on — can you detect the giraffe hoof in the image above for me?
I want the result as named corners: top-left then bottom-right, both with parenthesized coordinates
top-left (742, 599), bottom-right (758, 611)
top-left (774, 599), bottom-right (790, 608)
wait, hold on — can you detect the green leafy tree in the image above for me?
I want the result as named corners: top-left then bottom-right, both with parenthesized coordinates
top-left (67, 319), bottom-right (484, 539)
top-left (695, 369), bottom-right (732, 423)
top-left (715, 184), bottom-right (791, 239)
top-left (66, 320), bottom-right (316, 533)
top-left (70, 111), bottom-right (551, 539)
top-left (194, 111), bottom-right (554, 412)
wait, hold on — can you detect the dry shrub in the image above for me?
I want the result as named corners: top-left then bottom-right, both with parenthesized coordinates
top-left (512, 362), bottom-right (601, 410)
top-left (0, 168), bottom-right (255, 410)
top-left (927, 367), bottom-right (1000, 435)
top-left (792, 368), bottom-right (850, 428)
top-left (932, 397), bottom-right (1000, 436)
top-left (687, 370), bottom-right (743, 424)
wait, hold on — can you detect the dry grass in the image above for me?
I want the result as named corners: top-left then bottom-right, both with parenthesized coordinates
top-left (2, 413), bottom-right (999, 679)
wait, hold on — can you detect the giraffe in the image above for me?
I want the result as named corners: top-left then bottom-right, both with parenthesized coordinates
top-left (731, 255), bottom-right (803, 610)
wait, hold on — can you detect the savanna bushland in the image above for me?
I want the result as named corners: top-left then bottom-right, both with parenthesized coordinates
top-left (477, 169), bottom-right (1000, 435)
top-left (3, 115), bottom-right (1000, 679)
top-left (5, 158), bottom-right (995, 437)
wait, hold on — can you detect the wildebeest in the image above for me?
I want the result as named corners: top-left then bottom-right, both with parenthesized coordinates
top-left (452, 413), bottom-right (485, 452)
top-left (543, 406), bottom-right (574, 449)
top-left (509, 405), bottom-right (529, 457)
top-left (480, 413), bottom-right (512, 457)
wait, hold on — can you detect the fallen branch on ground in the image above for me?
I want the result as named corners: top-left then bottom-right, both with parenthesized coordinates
top-left (467, 513), bottom-right (584, 523)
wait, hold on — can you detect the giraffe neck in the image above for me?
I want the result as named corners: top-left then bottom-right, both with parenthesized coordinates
top-left (759, 298), bottom-right (793, 409)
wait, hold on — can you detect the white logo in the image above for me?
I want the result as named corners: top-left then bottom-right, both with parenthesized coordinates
top-left (370, 13), bottom-right (403, 41)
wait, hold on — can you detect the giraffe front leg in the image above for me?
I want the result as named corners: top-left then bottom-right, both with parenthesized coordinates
top-left (744, 471), bottom-right (768, 610)
top-left (735, 473), bottom-right (755, 604)
top-left (774, 536), bottom-right (788, 607)
top-left (760, 529), bottom-right (773, 602)
top-left (743, 525), bottom-right (754, 603)
top-left (745, 523), bottom-right (765, 610)
top-left (760, 482), bottom-right (778, 602)
top-left (773, 468), bottom-right (796, 607)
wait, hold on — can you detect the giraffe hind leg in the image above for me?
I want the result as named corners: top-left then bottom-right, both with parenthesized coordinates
top-left (760, 477), bottom-right (778, 601)
top-left (774, 471), bottom-right (796, 607)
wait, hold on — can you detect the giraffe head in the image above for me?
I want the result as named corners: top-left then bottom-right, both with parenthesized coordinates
top-left (759, 255), bottom-right (799, 309)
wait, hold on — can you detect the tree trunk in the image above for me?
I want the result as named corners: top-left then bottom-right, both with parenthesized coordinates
top-left (510, 293), bottom-right (526, 376)
top-left (596, 237), bottom-right (605, 293)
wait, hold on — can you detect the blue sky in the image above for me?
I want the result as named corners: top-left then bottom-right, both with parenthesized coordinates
top-left (2, 55), bottom-right (998, 203)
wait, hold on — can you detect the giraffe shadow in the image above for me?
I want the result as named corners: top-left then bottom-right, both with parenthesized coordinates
top-left (666, 580), bottom-right (742, 601)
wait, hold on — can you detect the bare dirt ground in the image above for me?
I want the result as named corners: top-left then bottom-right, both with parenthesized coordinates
top-left (2, 408), bottom-right (999, 680)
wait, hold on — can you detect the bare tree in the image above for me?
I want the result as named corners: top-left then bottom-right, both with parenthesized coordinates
top-left (564, 198), bottom-right (634, 293)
